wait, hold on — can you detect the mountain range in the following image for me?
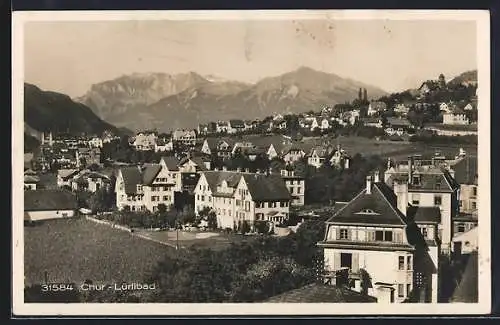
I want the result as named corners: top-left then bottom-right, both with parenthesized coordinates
top-left (448, 70), bottom-right (478, 85)
top-left (24, 83), bottom-right (122, 138)
top-left (76, 67), bottom-right (388, 131)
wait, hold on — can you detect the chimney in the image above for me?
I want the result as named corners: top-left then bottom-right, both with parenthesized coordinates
top-left (374, 170), bottom-right (380, 183)
top-left (256, 169), bottom-right (261, 174)
top-left (366, 176), bottom-right (372, 194)
top-left (344, 158), bottom-right (350, 169)
top-left (214, 167), bottom-right (219, 171)
top-left (222, 166), bottom-right (227, 171)
top-left (236, 167), bottom-right (242, 172)
top-left (387, 158), bottom-right (392, 169)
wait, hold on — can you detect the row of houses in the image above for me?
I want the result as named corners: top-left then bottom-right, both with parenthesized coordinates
top-left (129, 129), bottom-right (197, 152)
top-left (56, 168), bottom-right (112, 193)
top-left (201, 136), bottom-right (351, 169)
top-left (39, 131), bottom-right (120, 149)
top-left (318, 150), bottom-right (478, 303)
top-left (198, 120), bottom-right (259, 135)
top-left (113, 154), bottom-right (306, 228)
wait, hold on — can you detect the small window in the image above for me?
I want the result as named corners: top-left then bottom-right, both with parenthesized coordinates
top-left (472, 202), bottom-right (477, 210)
top-left (457, 223), bottom-right (465, 233)
top-left (473, 186), bottom-right (477, 196)
top-left (407, 256), bottom-right (412, 270)
top-left (407, 284), bottom-right (412, 297)
top-left (385, 231), bottom-right (393, 242)
top-left (422, 227), bottom-right (428, 238)
top-left (375, 230), bottom-right (384, 241)
top-left (434, 195), bottom-right (442, 206)
top-left (398, 256), bottom-right (405, 270)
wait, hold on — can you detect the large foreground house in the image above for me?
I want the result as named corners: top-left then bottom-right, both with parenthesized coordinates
top-left (318, 172), bottom-right (439, 303)
top-left (384, 156), bottom-right (460, 255)
top-left (194, 171), bottom-right (291, 230)
top-left (115, 156), bottom-right (181, 212)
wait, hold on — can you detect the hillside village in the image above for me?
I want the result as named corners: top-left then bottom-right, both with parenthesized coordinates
top-left (23, 72), bottom-right (479, 304)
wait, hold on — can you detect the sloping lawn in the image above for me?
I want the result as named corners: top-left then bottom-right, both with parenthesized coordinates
top-left (24, 218), bottom-right (174, 286)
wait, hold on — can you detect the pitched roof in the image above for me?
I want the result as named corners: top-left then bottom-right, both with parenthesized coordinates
top-left (229, 119), bottom-right (245, 128)
top-left (242, 174), bottom-right (291, 201)
top-left (451, 156), bottom-right (478, 185)
top-left (161, 156), bottom-right (179, 171)
top-left (264, 283), bottom-right (377, 303)
top-left (57, 169), bottom-right (79, 179)
top-left (326, 182), bottom-right (407, 226)
top-left (406, 206), bottom-right (441, 224)
top-left (450, 252), bottom-right (478, 302)
top-left (179, 156), bottom-right (208, 171)
top-left (309, 146), bottom-right (331, 158)
top-left (120, 167), bottom-right (143, 194)
top-left (408, 168), bottom-right (458, 192)
top-left (24, 190), bottom-right (77, 211)
top-left (386, 117), bottom-right (411, 127)
top-left (202, 171), bottom-right (244, 195)
top-left (142, 164), bottom-right (162, 185)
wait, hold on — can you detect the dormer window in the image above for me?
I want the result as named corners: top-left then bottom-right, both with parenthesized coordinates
top-left (356, 209), bottom-right (378, 215)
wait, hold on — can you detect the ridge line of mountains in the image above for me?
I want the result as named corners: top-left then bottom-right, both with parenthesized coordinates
top-left (74, 66), bottom-right (389, 131)
top-left (24, 67), bottom-right (477, 138)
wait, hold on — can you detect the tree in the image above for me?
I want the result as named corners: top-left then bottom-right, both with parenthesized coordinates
top-left (206, 211), bottom-right (217, 230)
top-left (197, 207), bottom-right (217, 229)
top-left (88, 188), bottom-right (114, 213)
top-left (240, 220), bottom-right (251, 234)
top-left (293, 220), bottom-right (327, 267)
top-left (254, 220), bottom-right (270, 234)
top-left (229, 256), bottom-right (312, 302)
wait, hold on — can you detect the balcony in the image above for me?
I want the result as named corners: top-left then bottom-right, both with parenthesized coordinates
top-left (323, 267), bottom-right (365, 292)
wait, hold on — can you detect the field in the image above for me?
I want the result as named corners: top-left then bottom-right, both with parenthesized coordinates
top-left (135, 229), bottom-right (247, 251)
top-left (304, 136), bottom-right (477, 161)
top-left (24, 218), bottom-right (174, 286)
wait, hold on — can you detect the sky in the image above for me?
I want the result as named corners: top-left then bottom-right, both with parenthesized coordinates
top-left (24, 19), bottom-right (477, 97)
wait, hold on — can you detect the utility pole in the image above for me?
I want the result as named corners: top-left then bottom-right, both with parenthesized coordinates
top-left (176, 226), bottom-right (179, 250)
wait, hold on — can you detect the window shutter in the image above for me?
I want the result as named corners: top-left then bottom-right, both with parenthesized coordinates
top-left (334, 252), bottom-right (341, 270)
top-left (352, 253), bottom-right (360, 272)
top-left (336, 228), bottom-right (341, 240)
